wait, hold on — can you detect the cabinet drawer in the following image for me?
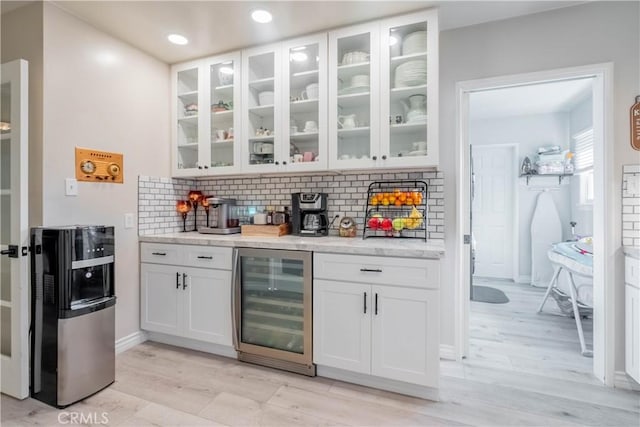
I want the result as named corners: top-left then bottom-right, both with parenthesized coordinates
top-left (183, 246), bottom-right (233, 270)
top-left (626, 256), bottom-right (640, 288)
top-left (314, 253), bottom-right (439, 289)
top-left (140, 243), bottom-right (183, 265)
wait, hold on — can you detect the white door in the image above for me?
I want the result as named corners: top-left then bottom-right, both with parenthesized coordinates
top-left (472, 145), bottom-right (515, 279)
top-left (183, 267), bottom-right (232, 345)
top-left (140, 263), bottom-right (182, 335)
top-left (371, 286), bottom-right (438, 387)
top-left (1, 59), bottom-right (29, 399)
top-left (313, 279), bottom-right (371, 373)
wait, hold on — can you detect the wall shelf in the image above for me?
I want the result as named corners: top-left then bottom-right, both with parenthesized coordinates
top-left (519, 173), bottom-right (573, 185)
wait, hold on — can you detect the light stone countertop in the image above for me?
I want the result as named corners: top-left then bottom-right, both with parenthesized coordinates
top-left (623, 246), bottom-right (640, 260)
top-left (139, 232), bottom-right (445, 259)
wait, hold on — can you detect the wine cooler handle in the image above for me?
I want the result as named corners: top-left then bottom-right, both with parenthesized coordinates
top-left (176, 272), bottom-right (180, 289)
top-left (364, 292), bottom-right (367, 314)
top-left (230, 249), bottom-right (240, 350)
top-left (375, 293), bottom-right (379, 315)
top-left (182, 273), bottom-right (188, 290)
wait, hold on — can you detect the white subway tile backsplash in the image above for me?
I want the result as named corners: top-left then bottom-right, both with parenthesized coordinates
top-left (622, 164), bottom-right (640, 246)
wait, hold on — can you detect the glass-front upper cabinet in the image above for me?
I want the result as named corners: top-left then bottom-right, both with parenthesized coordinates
top-left (282, 34), bottom-right (327, 171)
top-left (172, 62), bottom-right (202, 176)
top-left (242, 44), bottom-right (282, 173)
top-left (380, 10), bottom-right (439, 168)
top-left (328, 23), bottom-right (380, 170)
top-left (206, 52), bottom-right (242, 174)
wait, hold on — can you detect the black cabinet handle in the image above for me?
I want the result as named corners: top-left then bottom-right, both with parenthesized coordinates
top-left (372, 155), bottom-right (377, 161)
top-left (382, 155), bottom-right (387, 160)
top-left (182, 273), bottom-right (188, 290)
top-left (152, 252), bottom-right (166, 256)
top-left (375, 293), bottom-right (379, 315)
top-left (176, 272), bottom-right (180, 289)
top-left (360, 268), bottom-right (382, 273)
top-left (275, 161), bottom-right (280, 165)
top-left (364, 292), bottom-right (367, 314)
top-left (204, 165), bottom-right (209, 169)
top-left (197, 256), bottom-right (213, 260)
top-left (283, 161), bottom-right (287, 165)
top-left (198, 165), bottom-right (203, 170)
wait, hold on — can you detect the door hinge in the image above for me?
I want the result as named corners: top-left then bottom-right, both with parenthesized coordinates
top-left (463, 234), bottom-right (471, 244)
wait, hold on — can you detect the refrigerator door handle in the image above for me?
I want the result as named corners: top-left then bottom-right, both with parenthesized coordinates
top-left (231, 248), bottom-right (240, 350)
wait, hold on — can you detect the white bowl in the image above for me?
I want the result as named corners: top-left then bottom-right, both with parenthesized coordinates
top-left (258, 91), bottom-right (274, 106)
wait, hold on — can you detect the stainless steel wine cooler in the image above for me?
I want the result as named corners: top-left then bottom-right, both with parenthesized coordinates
top-left (232, 248), bottom-right (315, 376)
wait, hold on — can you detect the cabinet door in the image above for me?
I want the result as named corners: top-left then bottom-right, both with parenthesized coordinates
top-left (205, 52), bottom-right (242, 175)
top-left (282, 34), bottom-right (328, 172)
top-left (328, 23), bottom-right (380, 170)
top-left (625, 284), bottom-right (640, 383)
top-left (242, 43), bottom-right (284, 173)
top-left (183, 267), bottom-right (232, 346)
top-left (371, 286), bottom-right (438, 387)
top-left (140, 264), bottom-right (182, 335)
top-left (172, 60), bottom-right (205, 176)
top-left (380, 9), bottom-right (438, 168)
top-left (313, 279), bottom-right (371, 374)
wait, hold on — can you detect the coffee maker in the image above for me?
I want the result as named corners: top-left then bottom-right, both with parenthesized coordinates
top-left (199, 197), bottom-right (241, 235)
top-left (292, 193), bottom-right (328, 237)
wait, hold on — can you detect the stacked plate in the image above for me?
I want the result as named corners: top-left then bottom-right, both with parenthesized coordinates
top-left (402, 31), bottom-right (427, 55)
top-left (394, 60), bottom-right (427, 88)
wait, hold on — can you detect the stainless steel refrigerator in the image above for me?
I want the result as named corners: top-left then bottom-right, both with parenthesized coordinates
top-left (232, 248), bottom-right (314, 376)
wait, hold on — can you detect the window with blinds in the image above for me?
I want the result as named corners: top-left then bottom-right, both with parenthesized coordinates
top-left (572, 128), bottom-right (594, 204)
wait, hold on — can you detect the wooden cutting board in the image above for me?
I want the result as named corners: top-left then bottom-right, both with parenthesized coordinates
top-left (241, 224), bottom-right (291, 237)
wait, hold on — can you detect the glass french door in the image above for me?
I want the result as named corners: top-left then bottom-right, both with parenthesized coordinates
top-left (1, 59), bottom-right (30, 399)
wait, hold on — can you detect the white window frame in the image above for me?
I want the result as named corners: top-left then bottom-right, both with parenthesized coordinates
top-left (573, 128), bottom-right (594, 206)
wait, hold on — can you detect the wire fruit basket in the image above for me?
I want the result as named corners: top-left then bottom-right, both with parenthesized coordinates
top-left (363, 180), bottom-right (428, 241)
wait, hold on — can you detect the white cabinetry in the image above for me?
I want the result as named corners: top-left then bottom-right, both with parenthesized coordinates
top-left (242, 35), bottom-right (328, 173)
top-left (328, 9), bottom-right (438, 170)
top-left (313, 253), bottom-right (439, 389)
top-left (625, 255), bottom-right (640, 383)
top-left (140, 243), bottom-right (233, 347)
top-left (172, 52), bottom-right (242, 176)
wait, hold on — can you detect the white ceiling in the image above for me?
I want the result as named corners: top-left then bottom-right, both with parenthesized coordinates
top-left (24, 0), bottom-right (587, 64)
top-left (469, 78), bottom-right (594, 120)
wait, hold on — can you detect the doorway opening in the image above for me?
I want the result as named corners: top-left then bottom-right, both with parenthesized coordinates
top-left (456, 63), bottom-right (615, 385)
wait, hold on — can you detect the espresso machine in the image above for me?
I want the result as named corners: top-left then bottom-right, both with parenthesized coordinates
top-left (292, 193), bottom-right (328, 236)
top-left (199, 197), bottom-right (241, 234)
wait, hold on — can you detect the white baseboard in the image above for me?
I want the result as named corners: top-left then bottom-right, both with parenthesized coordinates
top-left (115, 330), bottom-right (148, 354)
top-left (145, 331), bottom-right (237, 359)
top-left (516, 275), bottom-right (531, 284)
top-left (614, 370), bottom-right (640, 391)
top-left (440, 344), bottom-right (458, 361)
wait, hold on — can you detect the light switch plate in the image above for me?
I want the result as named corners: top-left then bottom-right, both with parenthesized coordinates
top-left (124, 213), bottom-right (135, 229)
top-left (65, 178), bottom-right (78, 196)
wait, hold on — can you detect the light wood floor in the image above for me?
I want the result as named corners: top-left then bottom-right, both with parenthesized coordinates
top-left (2, 282), bottom-right (638, 426)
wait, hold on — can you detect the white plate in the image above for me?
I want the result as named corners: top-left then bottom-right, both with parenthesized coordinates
top-left (408, 150), bottom-right (427, 156)
top-left (407, 115), bottom-right (427, 123)
top-left (339, 85), bottom-right (370, 95)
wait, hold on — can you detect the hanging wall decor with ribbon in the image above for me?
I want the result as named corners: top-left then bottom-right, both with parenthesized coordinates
top-left (631, 95), bottom-right (640, 151)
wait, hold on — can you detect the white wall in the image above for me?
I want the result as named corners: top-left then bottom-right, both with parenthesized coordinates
top-left (470, 113), bottom-right (572, 281)
top-left (440, 1), bottom-right (639, 371)
top-left (41, 3), bottom-right (171, 340)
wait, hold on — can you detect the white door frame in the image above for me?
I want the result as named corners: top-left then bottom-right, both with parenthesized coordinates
top-left (471, 143), bottom-right (519, 282)
top-left (1, 59), bottom-right (30, 398)
top-left (455, 63), bottom-right (615, 385)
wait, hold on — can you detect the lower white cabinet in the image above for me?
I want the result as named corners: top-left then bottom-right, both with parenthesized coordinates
top-left (141, 262), bottom-right (232, 347)
top-left (626, 282), bottom-right (640, 383)
top-left (314, 269), bottom-right (439, 388)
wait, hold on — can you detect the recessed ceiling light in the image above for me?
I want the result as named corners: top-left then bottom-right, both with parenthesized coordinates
top-left (251, 9), bottom-right (272, 24)
top-left (168, 34), bottom-right (188, 45)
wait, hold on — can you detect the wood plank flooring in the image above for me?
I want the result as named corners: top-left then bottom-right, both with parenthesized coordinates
top-left (2, 280), bottom-right (638, 426)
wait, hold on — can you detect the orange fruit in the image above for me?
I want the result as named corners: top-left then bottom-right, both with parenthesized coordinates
top-left (371, 198), bottom-right (379, 206)
top-left (399, 194), bottom-right (407, 202)
top-left (394, 199), bottom-right (402, 207)
top-left (389, 195), bottom-right (396, 204)
top-left (382, 198), bottom-right (390, 206)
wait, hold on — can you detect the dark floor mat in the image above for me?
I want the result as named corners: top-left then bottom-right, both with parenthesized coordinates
top-left (471, 285), bottom-right (510, 304)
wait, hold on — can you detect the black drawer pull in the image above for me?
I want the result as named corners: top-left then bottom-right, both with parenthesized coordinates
top-left (360, 268), bottom-right (382, 273)
top-left (364, 292), bottom-right (367, 314)
top-left (197, 256), bottom-right (213, 260)
top-left (182, 273), bottom-right (188, 290)
top-left (152, 252), bottom-right (167, 256)
top-left (176, 272), bottom-right (180, 289)
top-left (375, 293), bottom-right (379, 315)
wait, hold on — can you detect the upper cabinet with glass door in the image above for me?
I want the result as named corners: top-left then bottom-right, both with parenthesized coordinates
top-left (206, 52), bottom-right (242, 174)
top-left (242, 44), bottom-right (283, 173)
top-left (282, 34), bottom-right (328, 171)
top-left (328, 23), bottom-right (380, 170)
top-left (380, 10), bottom-right (438, 168)
top-left (172, 62), bottom-right (202, 176)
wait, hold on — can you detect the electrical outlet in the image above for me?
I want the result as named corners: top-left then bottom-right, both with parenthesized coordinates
top-left (124, 213), bottom-right (135, 229)
top-left (65, 178), bottom-right (78, 196)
